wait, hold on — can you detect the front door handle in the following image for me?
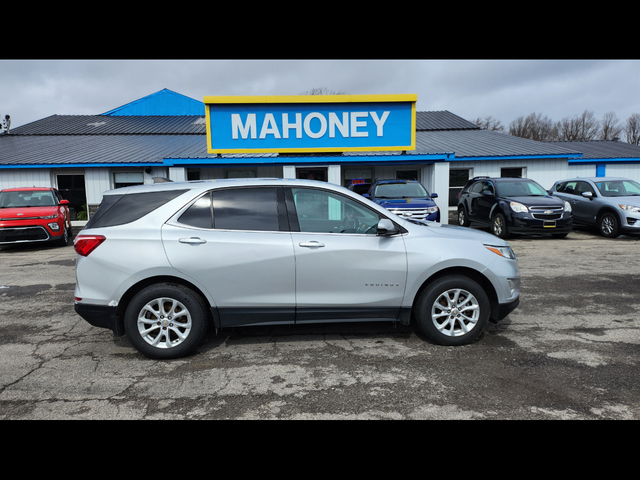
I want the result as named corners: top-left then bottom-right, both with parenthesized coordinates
top-left (179, 237), bottom-right (207, 245)
top-left (299, 241), bottom-right (325, 248)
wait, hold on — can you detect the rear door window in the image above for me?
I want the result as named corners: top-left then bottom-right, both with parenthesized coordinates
top-left (177, 187), bottom-right (284, 232)
top-left (213, 187), bottom-right (280, 232)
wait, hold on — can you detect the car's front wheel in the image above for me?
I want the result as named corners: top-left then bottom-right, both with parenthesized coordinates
top-left (598, 211), bottom-right (620, 238)
top-left (492, 212), bottom-right (510, 239)
top-left (414, 275), bottom-right (490, 346)
top-left (457, 206), bottom-right (470, 227)
top-left (124, 283), bottom-right (208, 359)
top-left (57, 226), bottom-right (70, 246)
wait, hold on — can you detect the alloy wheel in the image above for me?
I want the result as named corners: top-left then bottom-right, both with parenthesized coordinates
top-left (137, 297), bottom-right (193, 349)
top-left (430, 288), bottom-right (480, 337)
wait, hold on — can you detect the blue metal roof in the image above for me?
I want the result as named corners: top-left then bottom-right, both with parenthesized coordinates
top-left (102, 89), bottom-right (205, 116)
top-left (545, 140), bottom-right (640, 163)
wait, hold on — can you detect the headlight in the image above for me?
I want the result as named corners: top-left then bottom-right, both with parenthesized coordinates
top-left (485, 244), bottom-right (517, 260)
top-left (564, 201), bottom-right (572, 212)
top-left (510, 201), bottom-right (528, 213)
top-left (619, 204), bottom-right (640, 214)
top-left (426, 206), bottom-right (439, 214)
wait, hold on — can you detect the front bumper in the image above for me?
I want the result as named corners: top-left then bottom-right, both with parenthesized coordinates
top-left (387, 208), bottom-right (440, 223)
top-left (621, 216), bottom-right (640, 234)
top-left (508, 214), bottom-right (573, 235)
top-left (0, 221), bottom-right (65, 244)
top-left (495, 296), bottom-right (520, 322)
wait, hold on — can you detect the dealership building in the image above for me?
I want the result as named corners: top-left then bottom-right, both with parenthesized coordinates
top-left (2, 88), bottom-right (640, 225)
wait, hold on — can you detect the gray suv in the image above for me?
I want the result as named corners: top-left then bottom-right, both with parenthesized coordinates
top-left (73, 179), bottom-right (520, 359)
top-left (550, 177), bottom-right (640, 237)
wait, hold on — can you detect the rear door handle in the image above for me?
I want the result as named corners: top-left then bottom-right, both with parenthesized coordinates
top-left (179, 237), bottom-right (207, 245)
top-left (299, 241), bottom-right (325, 248)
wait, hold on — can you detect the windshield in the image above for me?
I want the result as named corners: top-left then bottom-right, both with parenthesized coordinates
top-left (374, 182), bottom-right (429, 198)
top-left (495, 180), bottom-right (548, 197)
top-left (593, 179), bottom-right (640, 197)
top-left (0, 190), bottom-right (57, 208)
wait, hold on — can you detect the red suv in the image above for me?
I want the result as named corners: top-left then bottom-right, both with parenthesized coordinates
top-left (0, 187), bottom-right (72, 246)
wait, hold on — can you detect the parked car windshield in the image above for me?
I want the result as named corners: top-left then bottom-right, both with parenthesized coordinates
top-left (374, 182), bottom-right (429, 198)
top-left (495, 180), bottom-right (548, 197)
top-left (593, 179), bottom-right (640, 197)
top-left (0, 190), bottom-right (57, 207)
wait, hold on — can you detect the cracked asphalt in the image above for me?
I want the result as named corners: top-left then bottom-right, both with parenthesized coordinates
top-left (1, 225), bottom-right (639, 420)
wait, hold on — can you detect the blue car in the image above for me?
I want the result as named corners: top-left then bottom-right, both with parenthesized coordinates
top-left (550, 176), bottom-right (640, 238)
top-left (364, 179), bottom-right (440, 222)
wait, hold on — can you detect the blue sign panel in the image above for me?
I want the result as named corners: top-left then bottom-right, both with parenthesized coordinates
top-left (204, 95), bottom-right (416, 154)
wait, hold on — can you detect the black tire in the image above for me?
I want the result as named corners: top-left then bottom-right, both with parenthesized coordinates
top-left (597, 211), bottom-right (620, 238)
top-left (457, 206), bottom-right (470, 227)
top-left (124, 283), bottom-right (208, 359)
top-left (414, 275), bottom-right (490, 346)
top-left (57, 226), bottom-right (70, 246)
top-left (491, 212), bottom-right (510, 239)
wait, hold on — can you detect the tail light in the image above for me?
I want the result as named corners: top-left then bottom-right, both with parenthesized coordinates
top-left (74, 235), bottom-right (106, 256)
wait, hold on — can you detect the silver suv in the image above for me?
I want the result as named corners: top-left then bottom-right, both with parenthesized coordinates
top-left (550, 176), bottom-right (640, 238)
top-left (73, 179), bottom-right (520, 359)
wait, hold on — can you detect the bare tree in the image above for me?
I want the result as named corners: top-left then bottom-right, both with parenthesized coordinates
top-left (472, 116), bottom-right (505, 132)
top-left (599, 111), bottom-right (622, 140)
top-left (299, 87), bottom-right (347, 95)
top-left (555, 110), bottom-right (600, 141)
top-left (624, 113), bottom-right (640, 145)
top-left (508, 112), bottom-right (557, 141)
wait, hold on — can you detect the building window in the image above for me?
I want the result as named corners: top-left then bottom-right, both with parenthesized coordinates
top-left (449, 168), bottom-right (472, 207)
top-left (396, 170), bottom-right (418, 181)
top-left (225, 169), bottom-right (257, 179)
top-left (114, 172), bottom-right (144, 189)
top-left (501, 167), bottom-right (525, 178)
top-left (343, 168), bottom-right (372, 188)
top-left (187, 168), bottom-right (201, 181)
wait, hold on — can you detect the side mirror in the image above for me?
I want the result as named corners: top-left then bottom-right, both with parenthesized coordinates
top-left (482, 190), bottom-right (494, 196)
top-left (377, 219), bottom-right (398, 236)
top-left (581, 191), bottom-right (593, 199)
top-left (430, 193), bottom-right (438, 198)
top-left (60, 199), bottom-right (70, 205)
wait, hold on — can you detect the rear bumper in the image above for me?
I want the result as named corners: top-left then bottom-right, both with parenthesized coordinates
top-left (74, 302), bottom-right (122, 336)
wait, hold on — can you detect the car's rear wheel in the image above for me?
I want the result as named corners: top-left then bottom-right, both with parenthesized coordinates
top-left (124, 283), bottom-right (208, 359)
top-left (414, 275), bottom-right (490, 346)
top-left (597, 211), bottom-right (620, 238)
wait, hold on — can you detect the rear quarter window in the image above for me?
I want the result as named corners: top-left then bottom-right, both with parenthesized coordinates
top-left (85, 190), bottom-right (188, 229)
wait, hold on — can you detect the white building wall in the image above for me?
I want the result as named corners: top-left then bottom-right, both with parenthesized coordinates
top-left (568, 164), bottom-right (596, 178)
top-left (604, 163), bottom-right (640, 182)
top-left (0, 169), bottom-right (52, 189)
top-left (85, 168), bottom-right (111, 204)
top-left (168, 167), bottom-right (186, 182)
top-left (451, 158), bottom-right (570, 190)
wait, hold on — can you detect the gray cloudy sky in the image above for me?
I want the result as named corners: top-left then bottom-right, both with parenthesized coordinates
top-left (1, 59), bottom-right (639, 131)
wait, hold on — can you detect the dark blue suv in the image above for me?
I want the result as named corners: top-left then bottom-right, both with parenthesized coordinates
top-left (364, 179), bottom-right (440, 222)
top-left (457, 176), bottom-right (573, 238)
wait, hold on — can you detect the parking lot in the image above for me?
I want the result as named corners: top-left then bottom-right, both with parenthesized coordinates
top-left (1, 224), bottom-right (639, 420)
